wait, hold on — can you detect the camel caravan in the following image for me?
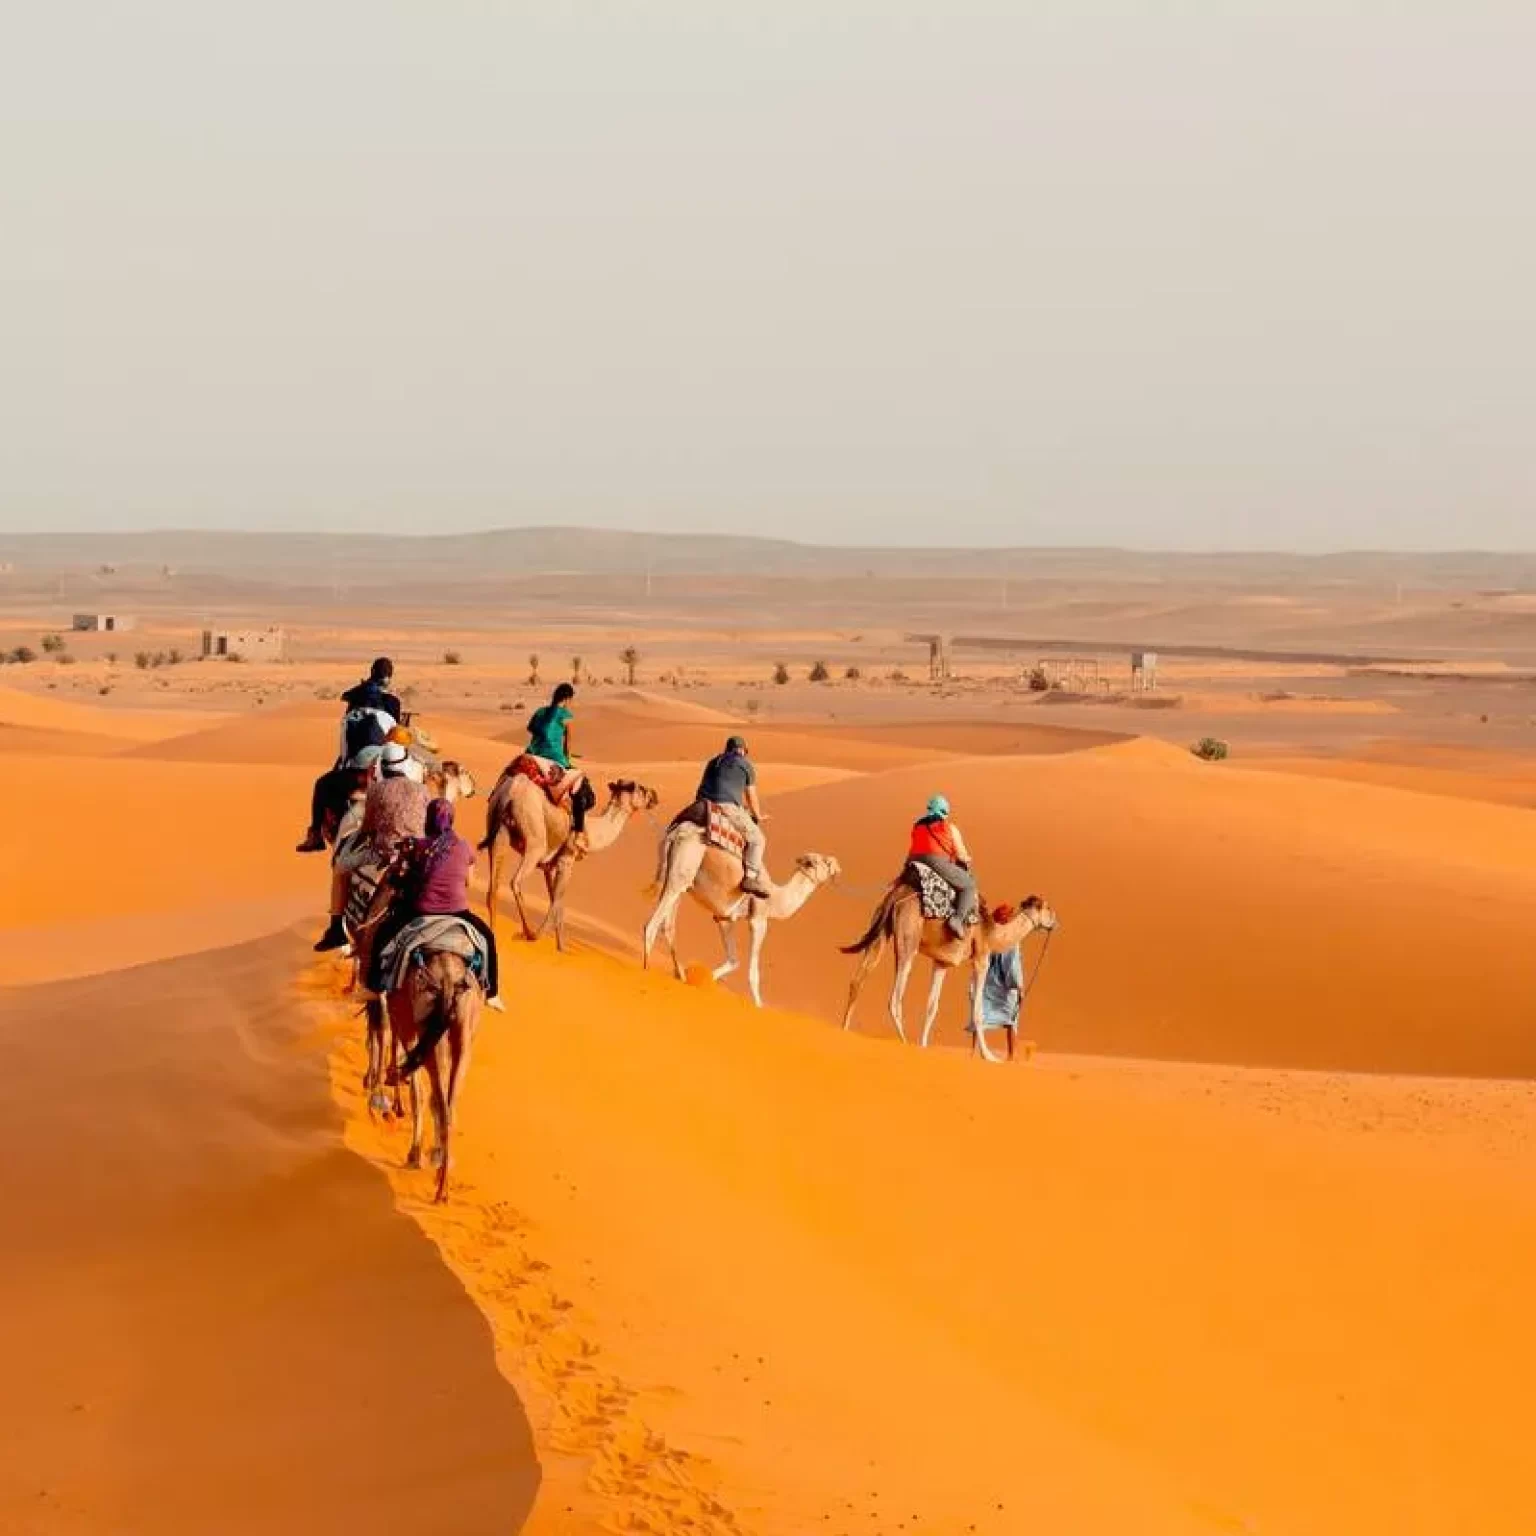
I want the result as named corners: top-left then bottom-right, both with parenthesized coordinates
top-left (304, 663), bottom-right (1058, 1198)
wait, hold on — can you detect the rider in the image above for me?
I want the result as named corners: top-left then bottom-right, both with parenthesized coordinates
top-left (371, 798), bottom-right (502, 1029)
top-left (297, 657), bottom-right (403, 852)
top-left (525, 683), bottom-right (595, 846)
top-left (908, 794), bottom-right (977, 939)
top-left (696, 735), bottom-right (770, 898)
top-left (313, 741), bottom-right (427, 951)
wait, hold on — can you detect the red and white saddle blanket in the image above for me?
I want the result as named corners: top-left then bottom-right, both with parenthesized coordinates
top-left (505, 753), bottom-right (574, 804)
top-left (705, 803), bottom-right (746, 858)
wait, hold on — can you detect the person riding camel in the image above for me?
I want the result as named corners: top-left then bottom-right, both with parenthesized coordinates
top-left (908, 794), bottom-right (977, 939)
top-left (695, 735), bottom-right (770, 899)
top-left (314, 741), bottom-right (427, 951)
top-left (297, 657), bottom-right (403, 852)
top-left (525, 682), bottom-right (596, 849)
top-left (369, 797), bottom-right (503, 1028)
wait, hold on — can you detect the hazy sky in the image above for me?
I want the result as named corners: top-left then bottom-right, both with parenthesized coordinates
top-left (2, 2), bottom-right (1531, 549)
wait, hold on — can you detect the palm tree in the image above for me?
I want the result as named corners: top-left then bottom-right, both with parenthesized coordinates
top-left (619, 646), bottom-right (640, 686)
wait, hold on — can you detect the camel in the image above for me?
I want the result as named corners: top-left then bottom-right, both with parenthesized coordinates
top-left (481, 772), bottom-right (658, 949)
top-left (840, 885), bottom-right (1058, 1062)
top-left (641, 825), bottom-right (841, 1007)
top-left (382, 949), bottom-right (482, 1202)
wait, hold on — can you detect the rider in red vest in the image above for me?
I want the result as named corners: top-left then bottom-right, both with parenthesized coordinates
top-left (908, 794), bottom-right (977, 939)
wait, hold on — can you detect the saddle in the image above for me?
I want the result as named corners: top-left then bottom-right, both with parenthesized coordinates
top-left (670, 800), bottom-right (746, 859)
top-left (377, 914), bottom-right (489, 997)
top-left (904, 860), bottom-right (979, 924)
top-left (505, 753), bottom-right (571, 804)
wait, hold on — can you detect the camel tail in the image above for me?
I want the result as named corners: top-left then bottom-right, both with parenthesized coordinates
top-left (479, 788), bottom-right (504, 853)
top-left (840, 888), bottom-right (897, 955)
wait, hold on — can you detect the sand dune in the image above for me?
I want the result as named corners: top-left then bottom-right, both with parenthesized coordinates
top-left (555, 749), bottom-right (1536, 1077)
top-left (6, 662), bottom-right (1535, 1534)
top-left (0, 932), bottom-right (538, 1535)
top-left (313, 939), bottom-right (1536, 1536)
top-left (0, 683), bottom-right (224, 743)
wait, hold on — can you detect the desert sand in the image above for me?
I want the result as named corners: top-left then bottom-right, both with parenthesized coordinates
top-left (2, 556), bottom-right (1533, 1534)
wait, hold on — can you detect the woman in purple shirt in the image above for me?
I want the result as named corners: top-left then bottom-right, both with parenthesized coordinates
top-left (368, 798), bottom-right (500, 1006)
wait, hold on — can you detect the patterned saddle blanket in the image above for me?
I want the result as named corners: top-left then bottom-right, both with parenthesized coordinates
top-left (904, 860), bottom-right (979, 924)
top-left (670, 799), bottom-right (746, 858)
top-left (504, 754), bottom-right (573, 804)
top-left (377, 914), bottom-right (489, 996)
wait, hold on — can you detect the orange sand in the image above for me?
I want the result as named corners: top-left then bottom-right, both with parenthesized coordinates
top-left (4, 681), bottom-right (1534, 1533)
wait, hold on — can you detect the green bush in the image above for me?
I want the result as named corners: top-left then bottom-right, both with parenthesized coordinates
top-left (40, 633), bottom-right (65, 654)
top-left (1192, 737), bottom-right (1229, 762)
top-left (8, 645), bottom-right (37, 665)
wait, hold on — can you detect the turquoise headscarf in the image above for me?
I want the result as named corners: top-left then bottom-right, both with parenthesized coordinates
top-left (926, 795), bottom-right (950, 819)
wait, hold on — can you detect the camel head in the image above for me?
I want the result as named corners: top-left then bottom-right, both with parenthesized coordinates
top-left (436, 760), bottom-right (477, 802)
top-left (1015, 894), bottom-right (1058, 933)
top-left (607, 779), bottom-right (660, 816)
top-left (792, 852), bottom-right (842, 887)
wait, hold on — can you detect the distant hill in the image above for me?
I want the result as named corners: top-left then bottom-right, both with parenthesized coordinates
top-left (0, 527), bottom-right (1532, 589)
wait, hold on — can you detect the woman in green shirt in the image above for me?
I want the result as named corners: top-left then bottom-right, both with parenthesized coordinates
top-left (525, 683), bottom-right (594, 843)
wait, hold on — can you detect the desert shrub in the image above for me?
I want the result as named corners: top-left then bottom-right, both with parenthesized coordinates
top-left (772, 662), bottom-right (790, 685)
top-left (746, 697), bottom-right (762, 716)
top-left (167, 647), bottom-right (183, 665)
top-left (888, 667), bottom-right (908, 682)
top-left (104, 651), bottom-right (117, 666)
top-left (1192, 737), bottom-right (1229, 762)
top-left (55, 651), bottom-right (77, 665)
top-left (134, 651), bottom-right (151, 669)
top-left (40, 633), bottom-right (64, 654)
top-left (98, 685), bottom-right (112, 696)
top-left (571, 655), bottom-right (583, 682)
top-left (844, 665), bottom-right (861, 681)
top-left (443, 649), bottom-right (462, 665)
top-left (9, 645), bottom-right (37, 665)
top-left (619, 646), bottom-right (640, 686)
top-left (1027, 665), bottom-right (1050, 692)
top-left (808, 660), bottom-right (830, 682)
top-left (225, 651), bottom-right (244, 663)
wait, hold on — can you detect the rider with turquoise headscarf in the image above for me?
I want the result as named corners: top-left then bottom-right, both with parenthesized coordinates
top-left (907, 793), bottom-right (977, 938)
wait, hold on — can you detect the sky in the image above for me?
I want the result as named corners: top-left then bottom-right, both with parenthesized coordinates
top-left (1, 1), bottom-right (1532, 550)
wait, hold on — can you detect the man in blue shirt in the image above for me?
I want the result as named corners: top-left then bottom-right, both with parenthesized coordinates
top-left (695, 735), bottom-right (769, 898)
top-left (971, 931), bottom-right (1025, 1059)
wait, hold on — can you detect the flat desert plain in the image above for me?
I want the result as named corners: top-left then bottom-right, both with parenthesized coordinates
top-left (1, 546), bottom-right (1533, 1535)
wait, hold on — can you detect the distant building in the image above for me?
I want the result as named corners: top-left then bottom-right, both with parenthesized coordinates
top-left (201, 625), bottom-right (287, 661)
top-left (72, 613), bottom-right (135, 632)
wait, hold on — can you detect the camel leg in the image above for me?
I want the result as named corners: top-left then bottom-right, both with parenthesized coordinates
top-left (919, 966), bottom-right (947, 1049)
top-left (485, 836), bottom-right (503, 930)
top-left (389, 1021), bottom-right (405, 1115)
top-left (540, 857), bottom-right (572, 953)
top-left (841, 938), bottom-right (886, 1031)
top-left (365, 999), bottom-right (391, 1115)
top-left (711, 919), bottom-right (739, 984)
top-left (745, 914), bottom-right (768, 1008)
top-left (425, 1047), bottom-right (451, 1202)
top-left (967, 958), bottom-right (1000, 1063)
top-left (436, 1010), bottom-right (475, 1203)
top-left (405, 1063), bottom-right (424, 1168)
top-left (888, 949), bottom-right (915, 1044)
top-left (508, 850), bottom-right (537, 942)
top-left (663, 898), bottom-right (685, 982)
